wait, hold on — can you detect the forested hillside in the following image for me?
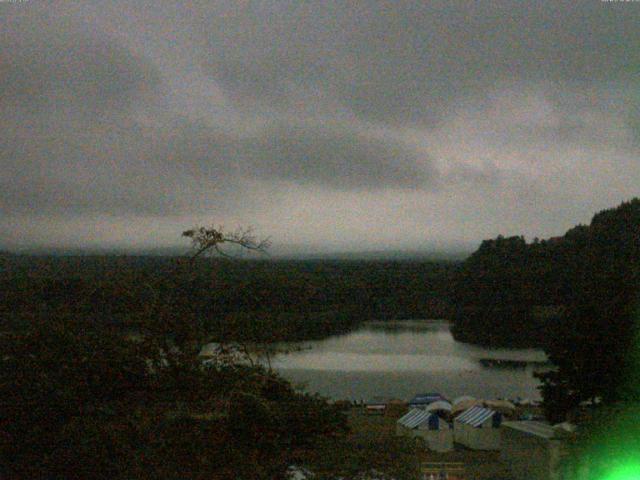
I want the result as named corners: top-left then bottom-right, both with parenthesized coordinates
top-left (452, 198), bottom-right (640, 348)
top-left (1, 250), bottom-right (438, 479)
top-left (0, 256), bottom-right (457, 342)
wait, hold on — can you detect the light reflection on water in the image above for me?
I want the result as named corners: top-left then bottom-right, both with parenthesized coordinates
top-left (272, 352), bottom-right (479, 372)
top-left (271, 320), bottom-right (548, 401)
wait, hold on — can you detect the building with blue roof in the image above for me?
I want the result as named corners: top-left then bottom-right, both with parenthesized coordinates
top-left (396, 408), bottom-right (453, 452)
top-left (453, 405), bottom-right (502, 450)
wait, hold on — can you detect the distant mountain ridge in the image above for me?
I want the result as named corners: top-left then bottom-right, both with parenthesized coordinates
top-left (3, 245), bottom-right (471, 262)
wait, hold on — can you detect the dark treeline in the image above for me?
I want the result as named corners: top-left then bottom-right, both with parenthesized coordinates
top-left (452, 198), bottom-right (640, 348)
top-left (0, 255), bottom-right (457, 343)
top-left (1, 201), bottom-right (638, 477)
top-left (0, 251), bottom-right (449, 478)
top-left (2, 198), bottom-right (638, 351)
top-left (1, 251), bottom-right (429, 479)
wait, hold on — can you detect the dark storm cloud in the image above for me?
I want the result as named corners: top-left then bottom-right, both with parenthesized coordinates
top-left (0, 9), bottom-right (178, 217)
top-left (202, 0), bottom-right (640, 124)
top-left (0, 9), bottom-right (241, 218)
top-left (0, 106), bottom-right (431, 217)
top-left (244, 124), bottom-right (434, 190)
top-left (0, 12), bottom-right (161, 113)
top-left (0, 112), bottom-right (247, 217)
top-left (1, 0), bottom-right (639, 249)
top-left (0, 3), bottom-right (436, 223)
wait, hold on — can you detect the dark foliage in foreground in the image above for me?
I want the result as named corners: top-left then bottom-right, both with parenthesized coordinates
top-left (0, 228), bottom-right (424, 479)
top-left (536, 200), bottom-right (640, 421)
top-left (0, 317), bottom-right (352, 479)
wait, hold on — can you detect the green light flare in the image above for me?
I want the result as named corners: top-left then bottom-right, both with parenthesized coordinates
top-left (568, 303), bottom-right (640, 480)
top-left (601, 462), bottom-right (640, 480)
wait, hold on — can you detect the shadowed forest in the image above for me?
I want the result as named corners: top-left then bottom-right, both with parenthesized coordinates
top-left (3, 199), bottom-right (638, 349)
top-left (452, 198), bottom-right (640, 348)
top-left (0, 256), bottom-right (456, 342)
top-left (0, 199), bottom-right (638, 478)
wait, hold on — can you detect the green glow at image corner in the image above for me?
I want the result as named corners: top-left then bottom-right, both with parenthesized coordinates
top-left (591, 304), bottom-right (640, 480)
top-left (601, 463), bottom-right (640, 480)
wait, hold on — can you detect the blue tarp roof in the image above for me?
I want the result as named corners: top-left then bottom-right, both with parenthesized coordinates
top-left (454, 406), bottom-right (497, 427)
top-left (409, 393), bottom-right (445, 405)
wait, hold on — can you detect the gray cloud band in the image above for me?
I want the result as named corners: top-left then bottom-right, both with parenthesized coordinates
top-left (0, 0), bottom-right (639, 248)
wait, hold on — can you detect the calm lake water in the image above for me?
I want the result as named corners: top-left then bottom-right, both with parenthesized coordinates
top-left (271, 320), bottom-right (548, 401)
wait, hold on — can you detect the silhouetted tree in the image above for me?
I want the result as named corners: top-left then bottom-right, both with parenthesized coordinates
top-left (536, 199), bottom-right (640, 421)
top-left (0, 227), bottom-right (352, 480)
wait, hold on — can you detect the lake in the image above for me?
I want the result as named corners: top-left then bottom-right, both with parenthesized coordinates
top-left (271, 320), bottom-right (548, 401)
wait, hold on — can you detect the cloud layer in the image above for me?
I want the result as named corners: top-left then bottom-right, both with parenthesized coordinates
top-left (1, 1), bottom-right (639, 251)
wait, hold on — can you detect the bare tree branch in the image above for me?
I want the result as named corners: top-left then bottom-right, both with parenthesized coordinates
top-left (182, 226), bottom-right (271, 263)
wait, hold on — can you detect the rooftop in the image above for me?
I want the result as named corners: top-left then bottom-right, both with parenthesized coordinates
top-left (455, 406), bottom-right (497, 427)
top-left (502, 421), bottom-right (555, 439)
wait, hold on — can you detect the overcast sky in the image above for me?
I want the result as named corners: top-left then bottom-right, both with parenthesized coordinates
top-left (1, 0), bottom-right (639, 254)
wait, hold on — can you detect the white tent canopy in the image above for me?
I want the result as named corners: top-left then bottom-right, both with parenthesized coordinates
top-left (452, 398), bottom-right (482, 414)
top-left (426, 400), bottom-right (452, 413)
top-left (484, 399), bottom-right (516, 414)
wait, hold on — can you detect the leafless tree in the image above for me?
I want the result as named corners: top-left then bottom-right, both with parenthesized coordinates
top-left (180, 225), bottom-right (283, 370)
top-left (182, 226), bottom-right (271, 263)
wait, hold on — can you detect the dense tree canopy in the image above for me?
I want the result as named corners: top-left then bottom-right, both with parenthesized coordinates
top-left (452, 199), bottom-right (640, 421)
top-left (452, 199), bottom-right (640, 346)
top-left (0, 227), bottom-right (424, 479)
top-left (0, 256), bottom-right (456, 341)
top-left (0, 302), bottom-right (353, 479)
top-left (536, 200), bottom-right (640, 421)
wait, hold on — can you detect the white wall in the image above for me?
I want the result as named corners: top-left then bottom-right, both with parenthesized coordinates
top-left (454, 421), bottom-right (501, 450)
top-left (396, 424), bottom-right (454, 452)
top-left (415, 425), bottom-right (454, 452)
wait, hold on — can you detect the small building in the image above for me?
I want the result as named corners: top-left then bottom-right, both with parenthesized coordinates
top-left (365, 402), bottom-right (386, 415)
top-left (454, 406), bottom-right (502, 450)
top-left (366, 396), bottom-right (401, 415)
top-left (501, 421), bottom-right (574, 480)
top-left (396, 408), bottom-right (454, 452)
top-left (421, 462), bottom-right (466, 480)
top-left (409, 392), bottom-right (446, 409)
